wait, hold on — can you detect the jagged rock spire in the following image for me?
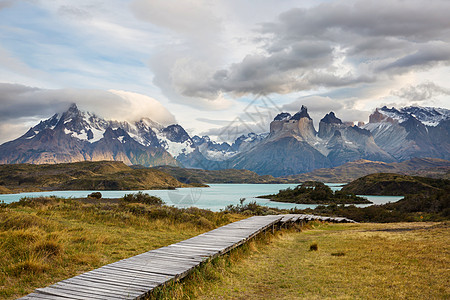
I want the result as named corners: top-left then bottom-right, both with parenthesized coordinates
top-left (290, 105), bottom-right (311, 120)
top-left (320, 112), bottom-right (342, 124)
top-left (273, 112), bottom-right (291, 121)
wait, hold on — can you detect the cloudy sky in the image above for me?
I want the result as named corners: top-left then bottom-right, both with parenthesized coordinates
top-left (1, 0), bottom-right (449, 143)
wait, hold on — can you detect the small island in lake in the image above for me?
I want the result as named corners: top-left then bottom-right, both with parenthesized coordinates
top-left (258, 181), bottom-right (372, 204)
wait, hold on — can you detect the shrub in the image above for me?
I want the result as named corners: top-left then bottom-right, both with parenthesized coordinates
top-left (196, 216), bottom-right (213, 229)
top-left (88, 192), bottom-right (102, 199)
top-left (122, 192), bottom-right (164, 206)
top-left (9, 196), bottom-right (59, 208)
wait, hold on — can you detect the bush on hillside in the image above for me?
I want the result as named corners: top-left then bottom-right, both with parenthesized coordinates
top-left (122, 192), bottom-right (164, 206)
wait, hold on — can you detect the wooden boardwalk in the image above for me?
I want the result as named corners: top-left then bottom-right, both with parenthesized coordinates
top-left (19, 214), bottom-right (354, 300)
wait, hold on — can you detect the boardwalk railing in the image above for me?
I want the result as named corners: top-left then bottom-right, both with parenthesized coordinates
top-left (19, 214), bottom-right (354, 300)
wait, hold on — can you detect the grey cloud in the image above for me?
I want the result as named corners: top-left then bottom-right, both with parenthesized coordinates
top-left (0, 83), bottom-right (176, 143)
top-left (183, 41), bottom-right (336, 98)
top-left (282, 96), bottom-right (343, 113)
top-left (306, 72), bottom-right (375, 88)
top-left (348, 37), bottom-right (410, 57)
top-left (262, 0), bottom-right (450, 43)
top-left (392, 82), bottom-right (450, 101)
top-left (282, 96), bottom-right (370, 126)
top-left (0, 83), bottom-right (175, 124)
top-left (379, 44), bottom-right (450, 73)
top-left (145, 0), bottom-right (450, 102)
top-left (0, 83), bottom-right (68, 121)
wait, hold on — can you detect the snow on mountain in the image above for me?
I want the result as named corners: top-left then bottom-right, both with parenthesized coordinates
top-left (191, 135), bottom-right (235, 161)
top-left (189, 132), bottom-right (269, 161)
top-left (156, 134), bottom-right (195, 158)
top-left (18, 104), bottom-right (198, 161)
top-left (376, 106), bottom-right (450, 127)
top-left (2, 103), bottom-right (448, 175)
top-left (364, 105), bottom-right (450, 161)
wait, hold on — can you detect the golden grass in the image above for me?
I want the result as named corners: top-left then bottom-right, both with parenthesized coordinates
top-left (2, 197), bottom-right (448, 300)
top-left (0, 199), bottom-right (242, 299)
top-left (160, 222), bottom-right (449, 300)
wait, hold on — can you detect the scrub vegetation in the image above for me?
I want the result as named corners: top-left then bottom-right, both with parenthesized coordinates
top-left (0, 195), bottom-right (242, 299)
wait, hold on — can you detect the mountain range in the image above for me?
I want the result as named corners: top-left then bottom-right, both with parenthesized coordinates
top-left (0, 103), bottom-right (448, 176)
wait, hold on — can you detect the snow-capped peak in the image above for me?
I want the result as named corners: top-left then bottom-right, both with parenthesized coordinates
top-left (376, 106), bottom-right (449, 127)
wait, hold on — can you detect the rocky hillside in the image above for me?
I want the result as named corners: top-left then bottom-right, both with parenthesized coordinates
top-left (225, 106), bottom-right (394, 176)
top-left (363, 106), bottom-right (450, 161)
top-left (285, 158), bottom-right (450, 183)
top-left (154, 166), bottom-right (286, 184)
top-left (0, 104), bottom-right (186, 167)
top-left (0, 161), bottom-right (190, 193)
top-left (340, 173), bottom-right (450, 196)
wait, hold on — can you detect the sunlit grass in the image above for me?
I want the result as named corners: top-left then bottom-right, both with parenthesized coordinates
top-left (0, 197), bottom-right (243, 299)
top-left (158, 222), bottom-right (449, 299)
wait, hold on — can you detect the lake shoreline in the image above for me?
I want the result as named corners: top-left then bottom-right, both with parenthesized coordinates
top-left (0, 184), bottom-right (403, 212)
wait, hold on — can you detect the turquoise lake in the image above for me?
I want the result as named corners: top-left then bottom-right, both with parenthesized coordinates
top-left (0, 183), bottom-right (403, 211)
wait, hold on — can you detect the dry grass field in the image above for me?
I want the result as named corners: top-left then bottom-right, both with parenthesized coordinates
top-left (0, 197), bottom-right (241, 299)
top-left (153, 222), bottom-right (449, 299)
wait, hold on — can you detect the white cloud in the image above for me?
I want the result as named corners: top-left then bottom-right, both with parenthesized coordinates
top-left (0, 83), bottom-right (176, 143)
top-left (131, 0), bottom-right (450, 106)
top-left (107, 90), bottom-right (175, 124)
top-left (0, 0), bottom-right (449, 143)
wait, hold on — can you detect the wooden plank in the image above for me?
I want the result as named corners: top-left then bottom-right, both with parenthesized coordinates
top-left (121, 258), bottom-right (200, 269)
top-left (61, 276), bottom-right (150, 293)
top-left (36, 286), bottom-right (120, 300)
top-left (136, 253), bottom-right (204, 263)
top-left (18, 294), bottom-right (73, 300)
top-left (147, 249), bottom-right (207, 260)
top-left (67, 273), bottom-right (155, 290)
top-left (76, 272), bottom-right (159, 289)
top-left (86, 267), bottom-right (171, 282)
top-left (116, 255), bottom-right (200, 267)
top-left (45, 284), bottom-right (129, 299)
top-left (111, 261), bottom-right (197, 272)
top-left (108, 261), bottom-right (194, 274)
top-left (52, 282), bottom-right (138, 299)
top-left (86, 266), bottom-right (170, 281)
top-left (168, 243), bottom-right (227, 252)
